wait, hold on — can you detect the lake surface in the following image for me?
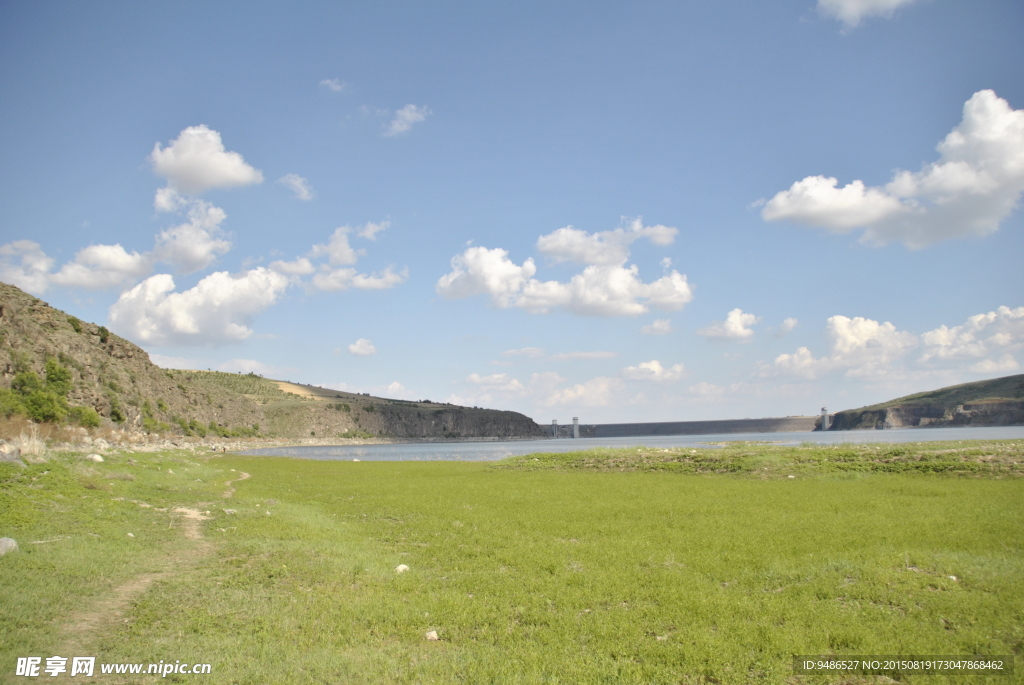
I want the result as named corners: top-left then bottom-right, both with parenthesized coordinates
top-left (237, 425), bottom-right (1024, 462)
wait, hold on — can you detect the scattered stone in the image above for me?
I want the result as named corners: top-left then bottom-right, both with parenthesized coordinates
top-left (353, 458), bottom-right (360, 462)
top-left (167, 469), bottom-right (174, 474)
top-left (223, 509), bottom-right (236, 515)
top-left (395, 564), bottom-right (410, 574)
top-left (94, 438), bottom-right (110, 450)
top-left (787, 475), bottom-right (795, 479)
top-left (0, 444), bottom-right (24, 466)
top-left (127, 533), bottom-right (135, 538)
top-left (424, 630), bottom-right (439, 641)
top-left (86, 454), bottom-right (104, 463)
top-left (0, 538), bottom-right (19, 556)
top-left (266, 511), bottom-right (271, 516)
top-left (949, 575), bottom-right (958, 581)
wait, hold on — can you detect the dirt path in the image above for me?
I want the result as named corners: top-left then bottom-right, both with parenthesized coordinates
top-left (222, 470), bottom-right (250, 498)
top-left (50, 474), bottom-right (251, 678)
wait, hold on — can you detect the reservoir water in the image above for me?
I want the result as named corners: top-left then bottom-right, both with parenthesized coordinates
top-left (237, 425), bottom-right (1024, 462)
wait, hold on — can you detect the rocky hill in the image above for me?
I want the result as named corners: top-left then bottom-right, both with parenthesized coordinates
top-left (826, 374), bottom-right (1024, 430)
top-left (0, 281), bottom-right (546, 440)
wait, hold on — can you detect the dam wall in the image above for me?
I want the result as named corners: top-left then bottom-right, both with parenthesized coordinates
top-left (574, 416), bottom-right (818, 438)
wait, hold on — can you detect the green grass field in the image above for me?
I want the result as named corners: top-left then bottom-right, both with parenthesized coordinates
top-left (2, 441), bottom-right (1022, 683)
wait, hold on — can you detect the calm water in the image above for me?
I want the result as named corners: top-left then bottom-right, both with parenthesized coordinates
top-left (237, 426), bottom-right (1024, 462)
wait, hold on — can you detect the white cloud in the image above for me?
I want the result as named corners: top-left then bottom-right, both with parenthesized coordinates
top-left (437, 247), bottom-right (538, 307)
top-left (0, 240), bottom-right (55, 294)
top-left (763, 90), bottom-right (1024, 248)
top-left (818, 0), bottom-right (919, 28)
top-left (312, 265), bottom-right (408, 291)
top-left (319, 78), bottom-right (345, 92)
top-left (269, 257), bottom-right (316, 276)
top-left (920, 306), bottom-right (1024, 369)
top-left (697, 308), bottom-right (761, 341)
top-left (467, 373), bottom-right (525, 393)
top-left (348, 338), bottom-right (377, 357)
top-left (780, 317), bottom-right (799, 334)
top-left (152, 200), bottom-right (231, 273)
top-left (535, 375), bottom-right (619, 407)
top-left (502, 347), bottom-right (546, 358)
top-left (550, 351), bottom-right (617, 361)
top-left (766, 315), bottom-right (918, 379)
top-left (311, 227), bottom-right (361, 266)
top-left (641, 318), bottom-right (672, 335)
top-left (621, 360), bottom-right (686, 382)
top-left (438, 247), bottom-right (692, 317)
top-left (108, 267), bottom-right (290, 346)
top-left (216, 358), bottom-right (296, 377)
top-left (278, 174), bottom-right (314, 201)
top-left (384, 104), bottom-right (432, 137)
top-left (357, 220), bottom-right (390, 240)
top-left (689, 381), bottom-right (726, 396)
top-left (150, 125), bottom-right (263, 195)
top-left (535, 217), bottom-right (678, 266)
top-left (50, 244), bottom-right (151, 289)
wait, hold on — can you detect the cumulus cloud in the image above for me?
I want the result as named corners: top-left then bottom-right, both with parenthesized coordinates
top-left (536, 217), bottom-right (678, 265)
top-left (467, 373), bottom-right (526, 393)
top-left (818, 0), bottom-right (919, 28)
top-left (641, 318), bottom-right (673, 335)
top-left (437, 247), bottom-right (692, 316)
top-left (763, 90), bottom-right (1024, 248)
top-left (357, 220), bottom-right (390, 240)
top-left (384, 105), bottom-right (431, 137)
top-left (152, 200), bottom-right (231, 273)
top-left (920, 306), bottom-right (1024, 371)
top-left (779, 317), bottom-right (799, 334)
top-left (697, 308), bottom-right (761, 341)
top-left (311, 227), bottom-right (361, 266)
top-left (150, 125), bottom-right (263, 196)
top-left (319, 78), bottom-right (345, 92)
top-left (269, 257), bottom-right (316, 276)
top-left (278, 174), bottom-right (314, 201)
top-left (147, 354), bottom-right (200, 370)
top-left (0, 240), bottom-right (55, 294)
top-left (766, 315), bottom-right (918, 379)
top-left (536, 375), bottom-right (619, 407)
top-left (312, 265), bottom-right (408, 292)
top-left (689, 381), bottom-right (726, 396)
top-left (108, 267), bottom-right (290, 346)
top-left (347, 338), bottom-right (377, 357)
top-left (50, 244), bottom-right (151, 289)
top-left (621, 360), bottom-right (686, 382)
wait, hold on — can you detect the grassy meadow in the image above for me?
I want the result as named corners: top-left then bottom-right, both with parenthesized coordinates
top-left (1, 440), bottom-right (1023, 683)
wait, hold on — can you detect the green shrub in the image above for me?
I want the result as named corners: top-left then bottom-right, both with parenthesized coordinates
top-left (22, 390), bottom-right (68, 423)
top-left (0, 388), bottom-right (25, 418)
top-left (108, 395), bottom-right (126, 423)
top-left (44, 358), bottom-right (73, 396)
top-left (157, 399), bottom-right (167, 412)
top-left (67, 315), bottom-right (83, 333)
top-left (98, 326), bottom-right (110, 344)
top-left (11, 371), bottom-right (44, 394)
top-left (363, 404), bottom-right (375, 413)
top-left (67, 405), bottom-right (101, 428)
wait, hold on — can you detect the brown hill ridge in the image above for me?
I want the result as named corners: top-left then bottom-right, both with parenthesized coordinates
top-left (0, 281), bottom-right (546, 441)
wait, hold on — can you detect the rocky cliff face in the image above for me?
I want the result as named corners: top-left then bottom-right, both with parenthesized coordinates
top-left (830, 400), bottom-right (1024, 430)
top-left (0, 281), bottom-right (546, 440)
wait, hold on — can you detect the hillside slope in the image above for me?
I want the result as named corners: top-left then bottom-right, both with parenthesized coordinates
top-left (827, 374), bottom-right (1024, 430)
top-left (0, 281), bottom-right (545, 440)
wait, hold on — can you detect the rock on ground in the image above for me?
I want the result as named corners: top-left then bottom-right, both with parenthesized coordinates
top-left (0, 538), bottom-right (18, 556)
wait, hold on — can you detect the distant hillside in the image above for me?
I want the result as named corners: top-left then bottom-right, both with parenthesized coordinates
top-left (0, 281), bottom-right (545, 440)
top-left (827, 374), bottom-right (1024, 430)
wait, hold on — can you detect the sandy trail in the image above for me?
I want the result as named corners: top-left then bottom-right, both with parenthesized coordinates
top-left (222, 470), bottom-right (250, 498)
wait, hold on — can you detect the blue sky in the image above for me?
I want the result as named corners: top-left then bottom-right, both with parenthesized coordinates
top-left (2, 0), bottom-right (1022, 424)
